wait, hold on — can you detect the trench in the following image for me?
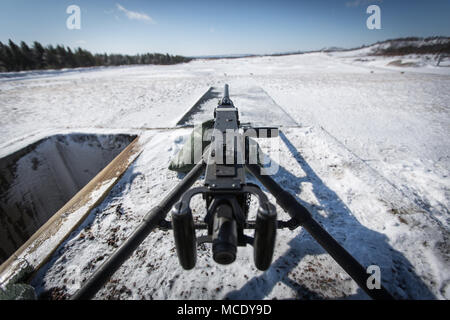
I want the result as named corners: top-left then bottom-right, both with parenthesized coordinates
top-left (0, 133), bottom-right (136, 264)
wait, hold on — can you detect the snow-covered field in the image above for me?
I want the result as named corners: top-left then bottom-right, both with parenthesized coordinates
top-left (0, 49), bottom-right (449, 299)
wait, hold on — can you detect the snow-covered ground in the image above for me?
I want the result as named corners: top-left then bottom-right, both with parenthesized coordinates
top-left (0, 49), bottom-right (449, 299)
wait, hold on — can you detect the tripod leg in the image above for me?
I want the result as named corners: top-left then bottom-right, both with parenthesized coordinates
top-left (246, 163), bottom-right (393, 300)
top-left (71, 160), bottom-right (205, 300)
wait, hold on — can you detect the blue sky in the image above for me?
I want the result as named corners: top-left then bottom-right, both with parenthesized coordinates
top-left (0, 0), bottom-right (449, 56)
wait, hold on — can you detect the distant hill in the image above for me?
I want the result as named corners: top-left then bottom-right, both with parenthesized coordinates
top-left (341, 36), bottom-right (450, 56)
top-left (319, 46), bottom-right (346, 52)
top-left (194, 37), bottom-right (450, 60)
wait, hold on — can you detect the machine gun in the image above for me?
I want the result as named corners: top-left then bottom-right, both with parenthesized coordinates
top-left (72, 85), bottom-right (393, 300)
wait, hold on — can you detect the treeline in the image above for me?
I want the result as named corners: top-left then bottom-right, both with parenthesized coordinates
top-left (0, 40), bottom-right (192, 72)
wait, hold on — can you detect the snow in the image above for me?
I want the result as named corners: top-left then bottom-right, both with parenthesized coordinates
top-left (0, 48), bottom-right (449, 300)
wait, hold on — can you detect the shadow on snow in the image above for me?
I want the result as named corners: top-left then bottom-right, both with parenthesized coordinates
top-left (225, 131), bottom-right (435, 299)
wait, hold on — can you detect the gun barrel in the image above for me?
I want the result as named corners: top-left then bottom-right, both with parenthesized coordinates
top-left (224, 84), bottom-right (229, 100)
top-left (220, 84), bottom-right (233, 106)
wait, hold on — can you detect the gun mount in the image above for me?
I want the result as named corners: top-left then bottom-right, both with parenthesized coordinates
top-left (71, 85), bottom-right (393, 300)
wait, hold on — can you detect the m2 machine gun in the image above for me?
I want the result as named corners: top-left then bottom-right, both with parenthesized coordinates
top-left (72, 85), bottom-right (393, 300)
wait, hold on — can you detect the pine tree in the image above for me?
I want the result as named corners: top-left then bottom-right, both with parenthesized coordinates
top-left (8, 39), bottom-right (25, 71)
top-left (32, 41), bottom-right (45, 69)
top-left (55, 45), bottom-right (67, 68)
top-left (66, 47), bottom-right (77, 68)
top-left (44, 45), bottom-right (58, 69)
top-left (0, 41), bottom-right (7, 71)
top-left (20, 41), bottom-right (34, 70)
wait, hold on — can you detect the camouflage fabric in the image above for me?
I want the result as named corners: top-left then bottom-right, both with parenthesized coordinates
top-left (169, 119), bottom-right (215, 173)
top-left (168, 119), bottom-right (264, 173)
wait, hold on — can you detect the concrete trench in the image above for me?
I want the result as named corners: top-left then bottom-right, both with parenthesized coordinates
top-left (0, 133), bottom-right (136, 265)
